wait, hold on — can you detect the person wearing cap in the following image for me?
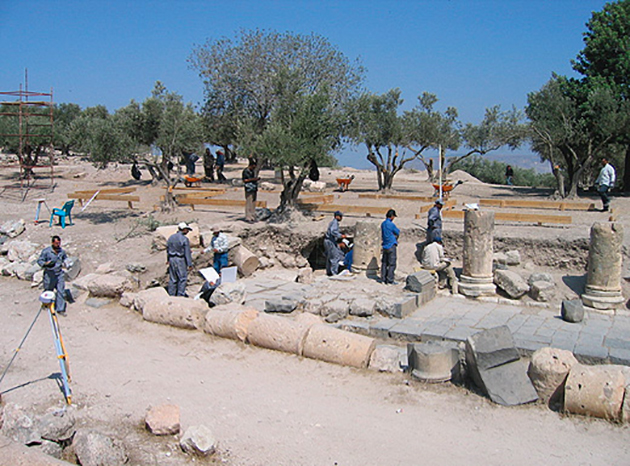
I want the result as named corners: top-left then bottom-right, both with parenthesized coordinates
top-left (427, 199), bottom-right (444, 243)
top-left (167, 223), bottom-right (194, 296)
top-left (421, 236), bottom-right (458, 293)
top-left (242, 158), bottom-right (260, 223)
top-left (324, 211), bottom-right (346, 276)
top-left (37, 235), bottom-right (69, 314)
top-left (381, 209), bottom-right (400, 285)
top-left (204, 226), bottom-right (229, 274)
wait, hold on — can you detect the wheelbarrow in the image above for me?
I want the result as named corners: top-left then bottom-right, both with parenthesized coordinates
top-left (184, 175), bottom-right (203, 188)
top-left (336, 176), bottom-right (354, 192)
top-left (432, 180), bottom-right (463, 199)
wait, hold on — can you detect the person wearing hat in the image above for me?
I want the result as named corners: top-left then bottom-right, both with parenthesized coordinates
top-left (37, 235), bottom-right (69, 315)
top-left (204, 226), bottom-right (229, 274)
top-left (242, 158), bottom-right (260, 222)
top-left (167, 222), bottom-right (193, 296)
top-left (421, 236), bottom-right (458, 293)
top-left (427, 198), bottom-right (444, 243)
top-left (324, 211), bottom-right (346, 276)
top-left (381, 209), bottom-right (400, 285)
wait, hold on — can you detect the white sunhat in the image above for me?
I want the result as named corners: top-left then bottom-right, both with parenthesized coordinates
top-left (178, 222), bottom-right (192, 231)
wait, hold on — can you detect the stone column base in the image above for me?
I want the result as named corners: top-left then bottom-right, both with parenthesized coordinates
top-left (581, 286), bottom-right (624, 311)
top-left (458, 274), bottom-right (496, 297)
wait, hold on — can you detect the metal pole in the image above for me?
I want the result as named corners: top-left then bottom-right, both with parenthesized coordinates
top-left (438, 145), bottom-right (443, 200)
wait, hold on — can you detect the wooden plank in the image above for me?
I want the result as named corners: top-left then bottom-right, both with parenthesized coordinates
top-left (306, 204), bottom-right (390, 216)
top-left (176, 197), bottom-right (267, 211)
top-left (415, 209), bottom-right (571, 225)
top-left (479, 198), bottom-right (594, 211)
top-left (170, 186), bottom-right (229, 192)
top-left (174, 190), bottom-right (226, 199)
top-left (73, 187), bottom-right (136, 195)
top-left (418, 199), bottom-right (457, 213)
top-left (297, 194), bottom-right (334, 205)
top-left (359, 193), bottom-right (452, 203)
top-left (68, 192), bottom-right (139, 209)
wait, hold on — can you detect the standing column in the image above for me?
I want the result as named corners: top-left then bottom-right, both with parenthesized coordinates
top-left (459, 210), bottom-right (496, 297)
top-left (582, 222), bottom-right (624, 311)
top-left (352, 221), bottom-right (381, 276)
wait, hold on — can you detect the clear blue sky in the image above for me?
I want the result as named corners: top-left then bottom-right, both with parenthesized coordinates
top-left (0, 0), bottom-right (610, 170)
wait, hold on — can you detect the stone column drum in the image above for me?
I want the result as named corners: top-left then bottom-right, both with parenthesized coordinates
top-left (582, 222), bottom-right (624, 311)
top-left (458, 210), bottom-right (496, 297)
top-left (352, 221), bottom-right (381, 276)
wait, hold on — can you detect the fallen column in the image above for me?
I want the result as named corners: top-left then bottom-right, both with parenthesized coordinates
top-left (564, 364), bottom-right (625, 420)
top-left (459, 210), bottom-right (496, 297)
top-left (203, 305), bottom-right (259, 342)
top-left (302, 324), bottom-right (376, 368)
top-left (246, 314), bottom-right (315, 355)
top-left (581, 222), bottom-right (624, 311)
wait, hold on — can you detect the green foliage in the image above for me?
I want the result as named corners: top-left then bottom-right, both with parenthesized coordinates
top-left (450, 156), bottom-right (556, 188)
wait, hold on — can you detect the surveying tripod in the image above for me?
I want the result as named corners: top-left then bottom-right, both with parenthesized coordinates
top-left (0, 290), bottom-right (72, 404)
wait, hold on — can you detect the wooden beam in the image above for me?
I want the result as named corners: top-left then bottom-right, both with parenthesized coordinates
top-left (306, 204), bottom-right (390, 216)
top-left (176, 197), bottom-right (267, 211)
top-left (415, 209), bottom-right (572, 225)
top-left (479, 198), bottom-right (595, 211)
top-left (419, 199), bottom-right (457, 213)
top-left (68, 192), bottom-right (140, 208)
top-left (173, 190), bottom-right (226, 199)
top-left (170, 186), bottom-right (230, 192)
top-left (297, 194), bottom-right (334, 205)
top-left (359, 193), bottom-right (451, 203)
top-left (73, 187), bottom-right (136, 195)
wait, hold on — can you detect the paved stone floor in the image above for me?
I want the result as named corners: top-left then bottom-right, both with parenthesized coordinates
top-left (241, 274), bottom-right (630, 365)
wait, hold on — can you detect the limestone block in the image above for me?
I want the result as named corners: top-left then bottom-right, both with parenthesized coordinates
top-left (36, 410), bottom-right (75, 443)
top-left (246, 314), bottom-right (312, 355)
top-left (203, 305), bottom-right (259, 341)
top-left (494, 269), bottom-right (529, 299)
top-left (564, 364), bottom-right (625, 420)
top-left (296, 267), bottom-right (314, 284)
top-left (145, 404), bottom-right (180, 436)
top-left (528, 272), bottom-right (553, 286)
top-left (0, 219), bottom-right (25, 238)
top-left (1, 261), bottom-right (17, 277)
top-left (276, 252), bottom-right (297, 268)
top-left (302, 180), bottom-right (326, 192)
top-left (180, 425), bottom-right (217, 456)
top-left (369, 345), bottom-right (405, 373)
top-left (209, 281), bottom-right (246, 306)
top-left (133, 287), bottom-right (169, 312)
top-left (72, 273), bottom-right (100, 291)
top-left (321, 299), bottom-right (349, 319)
top-left (349, 298), bottom-right (375, 317)
top-left (302, 324), bottom-right (376, 368)
top-left (0, 433), bottom-right (69, 465)
top-left (259, 181), bottom-right (276, 191)
top-left (72, 429), bottom-right (128, 466)
top-left (530, 281), bottom-right (555, 302)
top-left (505, 250), bottom-right (521, 265)
top-left (465, 326), bottom-right (520, 371)
top-left (31, 270), bottom-right (43, 287)
top-left (142, 296), bottom-right (209, 329)
top-left (87, 274), bottom-right (136, 298)
top-left (12, 262), bottom-right (31, 280)
top-left (152, 223), bottom-right (201, 250)
top-left (119, 291), bottom-right (137, 309)
top-left (561, 300), bottom-right (584, 323)
top-left (527, 347), bottom-right (578, 407)
top-left (0, 403), bottom-right (39, 445)
top-left (7, 240), bottom-right (38, 263)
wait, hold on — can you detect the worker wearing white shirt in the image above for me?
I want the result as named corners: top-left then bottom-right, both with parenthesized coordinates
top-left (421, 237), bottom-right (458, 293)
top-left (595, 158), bottom-right (616, 212)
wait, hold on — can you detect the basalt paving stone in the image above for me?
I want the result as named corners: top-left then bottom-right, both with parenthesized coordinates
top-left (443, 325), bottom-right (476, 341)
top-left (573, 344), bottom-right (609, 363)
top-left (604, 336), bottom-right (630, 351)
top-left (609, 347), bottom-right (630, 365)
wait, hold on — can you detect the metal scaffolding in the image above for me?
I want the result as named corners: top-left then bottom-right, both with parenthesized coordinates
top-left (0, 79), bottom-right (55, 193)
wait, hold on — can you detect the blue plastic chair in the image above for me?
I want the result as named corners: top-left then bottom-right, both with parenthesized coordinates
top-left (49, 200), bottom-right (74, 228)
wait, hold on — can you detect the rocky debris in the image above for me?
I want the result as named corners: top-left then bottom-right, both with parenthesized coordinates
top-left (6, 240), bottom-right (38, 263)
top-left (465, 326), bottom-right (538, 406)
top-left (125, 263), bottom-right (146, 274)
top-left (527, 272), bottom-right (553, 286)
top-left (36, 410), bottom-right (75, 443)
top-left (72, 273), bottom-right (100, 291)
top-left (152, 223), bottom-right (201, 250)
top-left (72, 429), bottom-right (128, 466)
top-left (0, 218), bottom-right (26, 238)
top-left (0, 403), bottom-right (40, 445)
top-left (368, 345), bottom-right (405, 373)
top-left (527, 347), bottom-right (579, 408)
top-left (321, 299), bottom-right (349, 320)
top-left (0, 433), bottom-right (68, 465)
top-left (349, 298), bottom-right (375, 317)
top-left (145, 404), bottom-right (181, 436)
top-left (36, 439), bottom-right (64, 459)
top-left (529, 281), bottom-right (555, 302)
top-left (259, 181), bottom-right (276, 191)
top-left (95, 262), bottom-right (114, 274)
top-left (87, 274), bottom-right (136, 298)
top-left (493, 269), bottom-right (529, 299)
top-left (296, 267), bottom-right (313, 284)
top-left (180, 425), bottom-right (217, 457)
top-left (505, 250), bottom-right (521, 265)
top-left (204, 305), bottom-right (259, 342)
top-left (302, 179), bottom-right (326, 192)
top-left (302, 324), bottom-right (376, 368)
top-left (564, 364), bottom-right (626, 420)
top-left (264, 298), bottom-right (297, 313)
top-left (561, 299), bottom-right (584, 323)
top-left (408, 341), bottom-right (460, 383)
top-left (142, 296), bottom-right (209, 330)
top-left (119, 291), bottom-right (137, 308)
top-left (209, 281), bottom-right (246, 306)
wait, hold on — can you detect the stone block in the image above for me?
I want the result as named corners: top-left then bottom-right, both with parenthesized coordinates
top-left (528, 272), bottom-right (553, 286)
top-left (393, 295), bottom-right (418, 319)
top-left (405, 270), bottom-right (436, 293)
top-left (474, 359), bottom-right (539, 406)
top-left (527, 347), bottom-right (578, 407)
top-left (142, 296), bottom-right (209, 329)
top-left (133, 287), bottom-right (168, 312)
top-left (0, 219), bottom-right (25, 238)
top-left (7, 240), bottom-right (38, 263)
top-left (204, 305), bottom-right (259, 342)
top-left (494, 269), bottom-right (529, 299)
top-left (264, 299), bottom-right (297, 313)
top-left (505, 250), bottom-right (521, 265)
top-left (465, 326), bottom-right (520, 371)
top-left (180, 425), bottom-right (217, 457)
top-left (302, 324), bottom-right (376, 368)
top-left (72, 429), bottom-right (128, 466)
top-left (321, 299), bottom-right (349, 319)
top-left (87, 274), bottom-right (135, 298)
top-left (349, 298), bottom-right (375, 317)
top-left (561, 300), bottom-right (584, 323)
top-left (209, 281), bottom-right (246, 306)
top-left (529, 281), bottom-right (555, 302)
top-left (145, 404), bottom-right (180, 436)
top-left (246, 313), bottom-right (313, 355)
top-left (153, 223), bottom-right (201, 250)
top-left (564, 364), bottom-right (625, 420)
top-left (36, 410), bottom-right (75, 443)
top-left (368, 345), bottom-right (405, 373)
top-left (408, 341), bottom-right (460, 383)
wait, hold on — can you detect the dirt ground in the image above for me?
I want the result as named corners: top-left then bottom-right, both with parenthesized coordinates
top-left (0, 157), bottom-right (629, 465)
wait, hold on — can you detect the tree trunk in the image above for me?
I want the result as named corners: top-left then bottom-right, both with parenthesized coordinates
top-left (623, 145), bottom-right (630, 192)
top-left (279, 173), bottom-right (306, 212)
top-left (552, 164), bottom-right (566, 198)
